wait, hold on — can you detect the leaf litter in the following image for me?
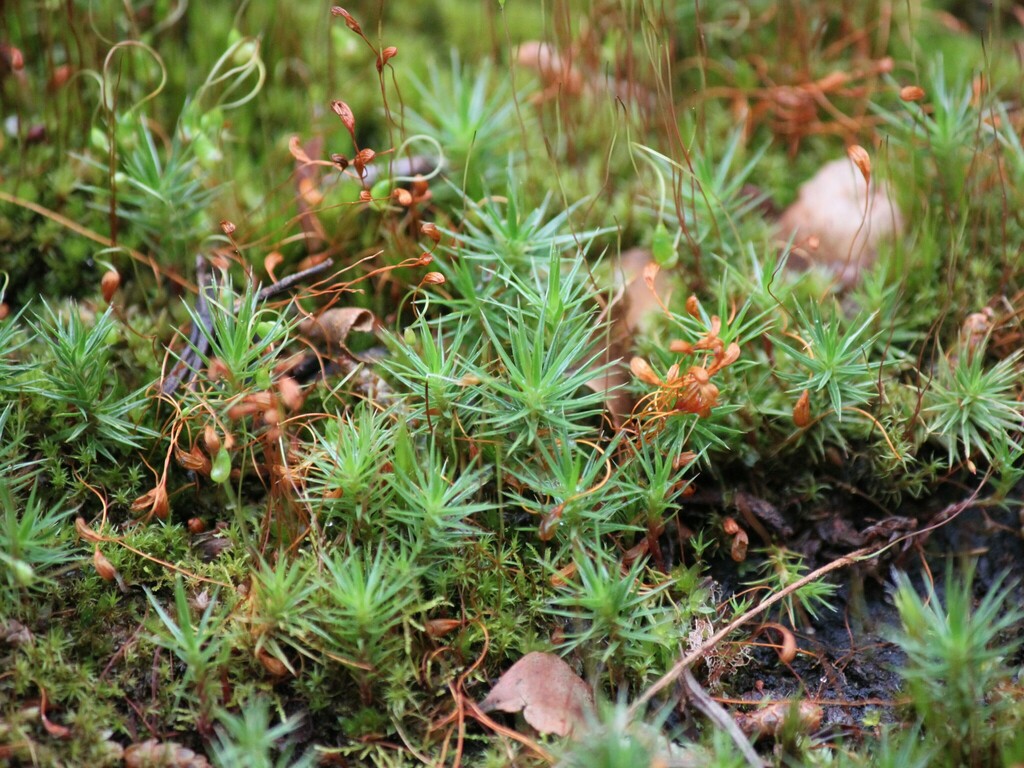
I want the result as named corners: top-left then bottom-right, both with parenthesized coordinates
top-left (479, 651), bottom-right (595, 737)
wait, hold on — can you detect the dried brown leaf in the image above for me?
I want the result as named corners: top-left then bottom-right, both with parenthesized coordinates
top-left (516, 42), bottom-right (585, 97)
top-left (578, 249), bottom-right (667, 427)
top-left (583, 367), bottom-right (633, 428)
top-left (2, 620), bottom-right (33, 646)
top-left (479, 651), bottom-right (595, 737)
top-left (293, 137), bottom-right (327, 249)
top-left (299, 307), bottom-right (376, 350)
top-left (734, 491), bottom-right (793, 538)
top-left (124, 739), bottom-right (211, 768)
top-left (613, 249), bottom-right (670, 336)
top-left (735, 700), bottom-right (822, 742)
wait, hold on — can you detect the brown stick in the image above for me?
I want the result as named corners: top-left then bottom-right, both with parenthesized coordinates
top-left (628, 544), bottom-right (882, 717)
top-left (161, 255), bottom-right (214, 396)
top-left (0, 189), bottom-right (193, 291)
top-left (160, 257), bottom-right (335, 396)
top-left (630, 485), bottom-right (986, 719)
top-left (681, 667), bottom-right (765, 768)
top-left (254, 258), bottom-right (334, 302)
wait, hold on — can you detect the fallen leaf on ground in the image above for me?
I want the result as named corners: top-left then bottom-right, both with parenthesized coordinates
top-left (583, 370), bottom-right (632, 427)
top-left (776, 156), bottom-right (903, 287)
top-left (299, 307), bottom-right (376, 351)
top-left (479, 651), bottom-right (594, 737)
top-left (1, 620), bottom-right (33, 646)
top-left (517, 41), bottom-right (653, 108)
top-left (614, 248), bottom-right (672, 334)
top-left (124, 739), bottom-right (211, 768)
top-left (583, 248), bottom-right (673, 426)
top-left (292, 137), bottom-right (327, 250)
top-left (734, 700), bottom-right (823, 741)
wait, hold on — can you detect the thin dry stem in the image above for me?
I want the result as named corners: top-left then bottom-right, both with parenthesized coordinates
top-left (628, 543), bottom-right (881, 717)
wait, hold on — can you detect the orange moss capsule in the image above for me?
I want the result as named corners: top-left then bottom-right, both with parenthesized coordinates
top-left (538, 503), bottom-right (565, 541)
top-left (331, 99), bottom-right (357, 134)
top-left (421, 222), bottom-right (441, 243)
top-left (900, 85), bottom-right (925, 102)
top-left (425, 618), bottom-right (462, 638)
top-left (100, 269), bottom-right (120, 303)
top-left (93, 547), bottom-right (117, 582)
top-left (421, 271), bottom-right (445, 285)
top-left (377, 46), bottom-right (398, 72)
top-left (793, 389), bottom-right (812, 428)
top-left (685, 294), bottom-right (701, 318)
top-left (204, 425), bottom-right (222, 455)
top-left (846, 144), bottom-right (871, 184)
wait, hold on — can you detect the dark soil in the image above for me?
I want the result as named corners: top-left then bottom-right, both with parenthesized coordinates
top-left (675, 482), bottom-right (1024, 742)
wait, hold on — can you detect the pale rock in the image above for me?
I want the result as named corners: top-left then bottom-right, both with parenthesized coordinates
top-left (777, 157), bottom-right (904, 287)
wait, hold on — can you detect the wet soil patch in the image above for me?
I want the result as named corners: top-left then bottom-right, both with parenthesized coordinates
top-left (676, 484), bottom-right (1024, 743)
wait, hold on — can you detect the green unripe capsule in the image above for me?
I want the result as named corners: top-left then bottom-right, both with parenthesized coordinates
top-left (211, 447), bottom-right (232, 484)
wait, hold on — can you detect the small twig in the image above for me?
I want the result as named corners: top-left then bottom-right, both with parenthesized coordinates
top-left (254, 258), bottom-right (334, 302)
top-left (629, 544), bottom-right (882, 718)
top-left (360, 154), bottom-right (441, 186)
top-left (681, 668), bottom-right (765, 768)
top-left (161, 255), bottom-right (215, 396)
top-left (0, 189), bottom-right (194, 291)
top-left (187, 254), bottom-right (213, 358)
top-left (632, 484), bottom-right (988, 721)
top-left (160, 257), bottom-right (335, 396)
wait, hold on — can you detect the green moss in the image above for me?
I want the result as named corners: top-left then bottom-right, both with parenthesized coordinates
top-left (2, 1), bottom-right (1023, 764)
